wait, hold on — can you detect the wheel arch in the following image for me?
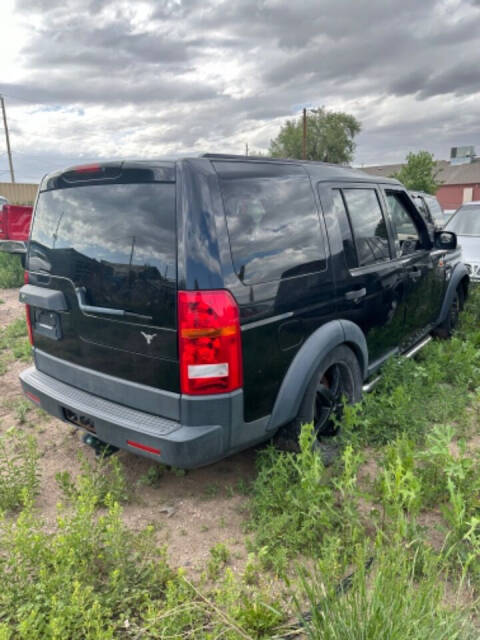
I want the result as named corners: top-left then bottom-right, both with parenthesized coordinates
top-left (267, 319), bottom-right (368, 432)
top-left (436, 263), bottom-right (470, 325)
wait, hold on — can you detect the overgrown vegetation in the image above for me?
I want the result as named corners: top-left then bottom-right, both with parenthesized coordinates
top-left (56, 451), bottom-right (130, 507)
top-left (248, 287), bottom-right (480, 636)
top-left (0, 316), bottom-right (31, 375)
top-left (1, 286), bottom-right (480, 637)
top-left (0, 253), bottom-right (24, 288)
top-left (0, 428), bottom-right (39, 512)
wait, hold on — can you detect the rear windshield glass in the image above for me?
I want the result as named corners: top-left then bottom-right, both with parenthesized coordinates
top-left (215, 161), bottom-right (326, 283)
top-left (446, 206), bottom-right (480, 236)
top-left (29, 183), bottom-right (176, 320)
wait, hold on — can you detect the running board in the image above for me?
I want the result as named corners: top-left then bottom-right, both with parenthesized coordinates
top-left (362, 335), bottom-right (432, 393)
top-left (404, 335), bottom-right (432, 359)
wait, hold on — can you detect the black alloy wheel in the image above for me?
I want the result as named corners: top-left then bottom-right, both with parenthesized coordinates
top-left (277, 345), bottom-right (362, 452)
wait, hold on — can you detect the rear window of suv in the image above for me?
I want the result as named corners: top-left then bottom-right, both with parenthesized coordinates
top-left (28, 182), bottom-right (176, 324)
top-left (215, 161), bottom-right (326, 283)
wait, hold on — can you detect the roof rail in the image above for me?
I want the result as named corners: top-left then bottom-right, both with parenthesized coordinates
top-left (200, 153), bottom-right (278, 161)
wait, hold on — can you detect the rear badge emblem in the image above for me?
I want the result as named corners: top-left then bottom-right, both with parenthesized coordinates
top-left (141, 331), bottom-right (157, 345)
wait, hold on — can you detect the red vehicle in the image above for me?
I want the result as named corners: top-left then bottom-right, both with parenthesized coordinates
top-left (0, 202), bottom-right (33, 254)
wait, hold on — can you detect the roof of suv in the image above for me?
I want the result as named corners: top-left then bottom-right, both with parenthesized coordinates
top-left (41, 154), bottom-right (402, 188)
top-left (200, 153), bottom-right (401, 184)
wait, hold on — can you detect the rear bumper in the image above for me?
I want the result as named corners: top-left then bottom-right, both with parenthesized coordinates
top-left (20, 366), bottom-right (226, 468)
top-left (0, 239), bottom-right (27, 254)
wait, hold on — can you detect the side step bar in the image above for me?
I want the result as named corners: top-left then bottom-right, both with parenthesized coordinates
top-left (362, 335), bottom-right (432, 393)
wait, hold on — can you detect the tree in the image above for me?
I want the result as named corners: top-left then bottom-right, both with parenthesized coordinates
top-left (269, 107), bottom-right (361, 164)
top-left (392, 151), bottom-right (440, 194)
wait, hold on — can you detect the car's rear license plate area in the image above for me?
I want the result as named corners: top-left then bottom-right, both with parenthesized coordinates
top-left (63, 408), bottom-right (96, 433)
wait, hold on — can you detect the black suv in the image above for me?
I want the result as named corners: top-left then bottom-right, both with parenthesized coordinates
top-left (18, 156), bottom-right (469, 467)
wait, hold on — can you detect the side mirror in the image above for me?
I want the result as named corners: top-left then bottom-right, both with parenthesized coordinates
top-left (434, 230), bottom-right (457, 250)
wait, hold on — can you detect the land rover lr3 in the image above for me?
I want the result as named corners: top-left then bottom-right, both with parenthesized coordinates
top-left (18, 156), bottom-right (469, 467)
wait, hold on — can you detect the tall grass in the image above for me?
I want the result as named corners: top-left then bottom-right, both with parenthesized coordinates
top-left (298, 545), bottom-right (474, 640)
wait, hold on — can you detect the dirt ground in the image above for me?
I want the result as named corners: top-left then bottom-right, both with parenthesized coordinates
top-left (0, 286), bottom-right (257, 576)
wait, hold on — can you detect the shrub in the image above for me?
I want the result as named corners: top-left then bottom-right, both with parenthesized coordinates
top-left (0, 428), bottom-right (39, 512)
top-left (56, 451), bottom-right (130, 507)
top-left (0, 493), bottom-right (172, 638)
top-left (250, 423), bottom-right (363, 566)
top-left (0, 253), bottom-right (24, 288)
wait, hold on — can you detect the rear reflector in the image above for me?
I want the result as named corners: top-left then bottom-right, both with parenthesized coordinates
top-left (127, 440), bottom-right (161, 455)
top-left (188, 363), bottom-right (229, 378)
top-left (25, 390), bottom-right (40, 405)
top-left (178, 290), bottom-right (242, 395)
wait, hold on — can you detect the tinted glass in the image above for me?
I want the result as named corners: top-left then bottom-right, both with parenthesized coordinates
top-left (342, 188), bottom-right (390, 266)
top-left (446, 206), bottom-right (480, 235)
top-left (332, 189), bottom-right (357, 269)
top-left (424, 195), bottom-right (444, 222)
top-left (386, 192), bottom-right (420, 256)
top-left (215, 162), bottom-right (326, 283)
top-left (29, 183), bottom-right (176, 323)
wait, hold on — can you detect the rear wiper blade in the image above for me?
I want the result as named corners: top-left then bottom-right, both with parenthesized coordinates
top-left (75, 287), bottom-right (153, 322)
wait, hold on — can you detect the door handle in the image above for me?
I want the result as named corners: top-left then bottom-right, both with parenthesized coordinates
top-left (345, 287), bottom-right (366, 302)
top-left (75, 287), bottom-right (152, 322)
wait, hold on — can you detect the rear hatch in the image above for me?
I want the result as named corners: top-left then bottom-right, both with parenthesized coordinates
top-left (26, 161), bottom-right (179, 396)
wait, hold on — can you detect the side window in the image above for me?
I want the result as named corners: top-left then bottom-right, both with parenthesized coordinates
top-left (331, 189), bottom-right (357, 269)
top-left (424, 196), bottom-right (444, 223)
top-left (215, 162), bottom-right (326, 283)
top-left (385, 191), bottom-right (421, 256)
top-left (342, 188), bottom-right (391, 267)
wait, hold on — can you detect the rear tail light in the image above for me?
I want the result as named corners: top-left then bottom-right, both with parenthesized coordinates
top-left (178, 290), bottom-right (243, 395)
top-left (24, 271), bottom-right (34, 346)
top-left (73, 163), bottom-right (102, 174)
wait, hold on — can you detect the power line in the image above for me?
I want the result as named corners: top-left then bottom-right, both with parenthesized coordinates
top-left (0, 95), bottom-right (15, 182)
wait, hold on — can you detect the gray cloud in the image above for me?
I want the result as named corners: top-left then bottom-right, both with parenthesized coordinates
top-left (2, 0), bottom-right (480, 182)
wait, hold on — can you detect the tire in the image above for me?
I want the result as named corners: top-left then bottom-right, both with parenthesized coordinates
top-left (433, 286), bottom-right (464, 339)
top-left (276, 345), bottom-right (362, 453)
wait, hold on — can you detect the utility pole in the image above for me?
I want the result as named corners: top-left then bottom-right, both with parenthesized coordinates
top-left (0, 95), bottom-right (15, 183)
top-left (245, 142), bottom-right (249, 156)
top-left (302, 107), bottom-right (307, 160)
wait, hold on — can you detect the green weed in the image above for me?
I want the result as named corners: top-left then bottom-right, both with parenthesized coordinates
top-left (251, 423), bottom-right (363, 567)
top-left (0, 253), bottom-right (23, 288)
top-left (56, 451), bottom-right (130, 507)
top-left (207, 542), bottom-right (230, 579)
top-left (0, 428), bottom-right (39, 512)
top-left (137, 464), bottom-right (166, 487)
top-left (0, 317), bottom-right (31, 375)
top-left (0, 493), bottom-right (172, 638)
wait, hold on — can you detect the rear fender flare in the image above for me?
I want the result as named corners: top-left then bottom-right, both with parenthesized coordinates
top-left (267, 319), bottom-right (368, 432)
top-left (436, 263), bottom-right (469, 325)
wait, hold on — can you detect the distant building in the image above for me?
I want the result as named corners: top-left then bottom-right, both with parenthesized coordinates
top-left (362, 146), bottom-right (480, 211)
top-left (0, 182), bottom-right (39, 205)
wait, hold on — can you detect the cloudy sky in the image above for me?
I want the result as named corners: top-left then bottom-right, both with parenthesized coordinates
top-left (1, 0), bottom-right (479, 183)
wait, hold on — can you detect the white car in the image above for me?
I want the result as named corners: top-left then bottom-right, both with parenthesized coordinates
top-left (445, 201), bottom-right (480, 282)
